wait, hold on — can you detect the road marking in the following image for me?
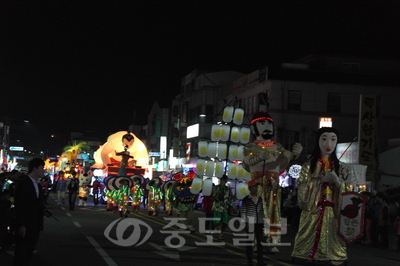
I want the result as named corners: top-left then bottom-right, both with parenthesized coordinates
top-left (86, 236), bottom-right (118, 266)
top-left (73, 222), bottom-right (81, 228)
top-left (66, 213), bottom-right (72, 217)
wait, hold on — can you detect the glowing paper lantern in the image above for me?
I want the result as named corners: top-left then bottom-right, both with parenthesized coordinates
top-left (228, 164), bottom-right (238, 179)
top-left (214, 161), bottom-right (225, 178)
top-left (240, 127), bottom-right (251, 144)
top-left (230, 126), bottom-right (240, 143)
top-left (243, 169), bottom-right (252, 181)
top-left (202, 178), bottom-right (213, 196)
top-left (217, 143), bottom-right (227, 159)
top-left (222, 106), bottom-right (234, 123)
top-left (211, 125), bottom-right (221, 142)
top-left (198, 141), bottom-right (208, 157)
top-left (233, 108), bottom-right (244, 125)
top-left (205, 160), bottom-right (215, 177)
top-left (238, 145), bottom-right (245, 161)
top-left (236, 182), bottom-right (250, 200)
top-left (220, 125), bottom-right (230, 142)
top-left (228, 145), bottom-right (239, 161)
top-left (190, 177), bottom-right (203, 194)
top-left (237, 164), bottom-right (247, 180)
top-left (196, 159), bottom-right (206, 175)
top-left (207, 142), bottom-right (217, 158)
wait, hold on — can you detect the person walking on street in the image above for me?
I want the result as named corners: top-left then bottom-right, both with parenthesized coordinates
top-left (92, 177), bottom-right (102, 206)
top-left (67, 171), bottom-right (79, 211)
top-left (241, 180), bottom-right (267, 266)
top-left (13, 158), bottom-right (52, 266)
top-left (56, 171), bottom-right (67, 205)
top-left (212, 174), bottom-right (233, 241)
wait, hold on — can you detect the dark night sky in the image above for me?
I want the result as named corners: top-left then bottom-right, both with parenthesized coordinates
top-left (1, 1), bottom-right (400, 152)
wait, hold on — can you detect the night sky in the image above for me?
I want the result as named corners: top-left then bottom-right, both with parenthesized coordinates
top-left (1, 1), bottom-right (399, 152)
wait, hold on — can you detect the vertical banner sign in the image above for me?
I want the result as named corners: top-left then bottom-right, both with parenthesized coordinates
top-left (358, 95), bottom-right (377, 182)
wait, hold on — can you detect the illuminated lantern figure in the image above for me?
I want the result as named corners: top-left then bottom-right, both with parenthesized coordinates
top-left (292, 127), bottom-right (350, 264)
top-left (116, 178), bottom-right (131, 217)
top-left (130, 175), bottom-right (144, 213)
top-left (163, 180), bottom-right (176, 216)
top-left (173, 170), bottom-right (198, 232)
top-left (78, 183), bottom-right (90, 206)
top-left (146, 177), bottom-right (163, 216)
top-left (243, 111), bottom-right (302, 251)
top-left (115, 133), bottom-right (135, 176)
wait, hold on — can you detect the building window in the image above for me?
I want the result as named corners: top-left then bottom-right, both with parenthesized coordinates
top-left (288, 90), bottom-right (301, 110)
top-left (327, 92), bottom-right (341, 113)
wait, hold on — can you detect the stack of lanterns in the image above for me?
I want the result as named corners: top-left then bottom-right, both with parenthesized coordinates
top-left (196, 106), bottom-right (252, 199)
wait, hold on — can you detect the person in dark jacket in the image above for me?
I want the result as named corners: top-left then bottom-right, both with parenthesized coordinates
top-left (13, 158), bottom-right (52, 265)
top-left (240, 180), bottom-right (267, 266)
top-left (67, 171), bottom-right (79, 211)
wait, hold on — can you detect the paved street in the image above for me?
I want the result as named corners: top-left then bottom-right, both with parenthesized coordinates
top-left (1, 193), bottom-right (399, 266)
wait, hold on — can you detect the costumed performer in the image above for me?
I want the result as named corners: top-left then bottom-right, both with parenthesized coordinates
top-left (291, 127), bottom-right (350, 264)
top-left (164, 180), bottom-right (176, 216)
top-left (173, 171), bottom-right (197, 232)
top-left (147, 178), bottom-right (163, 216)
top-left (243, 111), bottom-right (302, 250)
top-left (131, 176), bottom-right (144, 213)
top-left (212, 174), bottom-right (233, 241)
top-left (116, 178), bottom-right (131, 217)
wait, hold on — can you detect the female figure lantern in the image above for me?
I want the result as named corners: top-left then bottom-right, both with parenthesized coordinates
top-left (292, 127), bottom-right (350, 264)
top-left (243, 111), bottom-right (303, 250)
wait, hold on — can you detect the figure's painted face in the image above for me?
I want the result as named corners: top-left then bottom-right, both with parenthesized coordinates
top-left (255, 120), bottom-right (274, 139)
top-left (319, 132), bottom-right (338, 157)
top-left (173, 182), bottom-right (196, 203)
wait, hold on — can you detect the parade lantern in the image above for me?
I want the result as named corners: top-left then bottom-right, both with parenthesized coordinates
top-left (205, 160), bottom-right (215, 177)
top-left (240, 127), bottom-right (251, 144)
top-left (207, 142), bottom-right (217, 158)
top-left (202, 178), bottom-right (213, 196)
top-left (198, 140), bottom-right (208, 157)
top-left (238, 146), bottom-right (244, 161)
top-left (230, 126), bottom-right (240, 143)
top-left (92, 131), bottom-right (149, 170)
top-left (237, 164), bottom-right (246, 180)
top-left (211, 125), bottom-right (221, 142)
top-left (222, 106), bottom-right (234, 123)
top-left (233, 108), bottom-right (244, 125)
top-left (196, 159), bottom-right (206, 175)
top-left (236, 182), bottom-right (250, 200)
top-left (228, 145), bottom-right (239, 161)
top-left (217, 143), bottom-right (227, 159)
top-left (243, 169), bottom-right (252, 181)
top-left (228, 163), bottom-right (238, 179)
top-left (214, 161), bottom-right (225, 178)
top-left (190, 176), bottom-right (203, 195)
top-left (220, 125), bottom-right (230, 141)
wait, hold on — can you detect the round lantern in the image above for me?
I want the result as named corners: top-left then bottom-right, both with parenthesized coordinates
top-left (202, 178), bottom-right (213, 196)
top-left (228, 164), bottom-right (238, 179)
top-left (228, 145), bottom-right (239, 161)
top-left (214, 161), bottom-right (225, 178)
top-left (217, 143), bottom-right (227, 159)
top-left (207, 142), bottom-right (217, 158)
top-left (211, 125), bottom-right (221, 142)
top-left (190, 177), bottom-right (203, 195)
top-left (198, 141), bottom-right (208, 157)
top-left (240, 127), bottom-right (251, 144)
top-left (220, 125), bottom-right (230, 142)
top-left (233, 108), bottom-right (244, 125)
top-left (222, 106), bottom-right (234, 123)
top-left (230, 126), bottom-right (240, 143)
top-left (205, 160), bottom-right (215, 177)
top-left (196, 159), bottom-right (206, 175)
top-left (236, 182), bottom-right (250, 200)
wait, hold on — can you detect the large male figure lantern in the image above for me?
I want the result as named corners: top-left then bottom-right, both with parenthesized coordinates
top-left (243, 112), bottom-right (302, 251)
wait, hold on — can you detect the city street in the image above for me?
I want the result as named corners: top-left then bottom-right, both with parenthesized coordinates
top-left (1, 193), bottom-right (399, 266)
